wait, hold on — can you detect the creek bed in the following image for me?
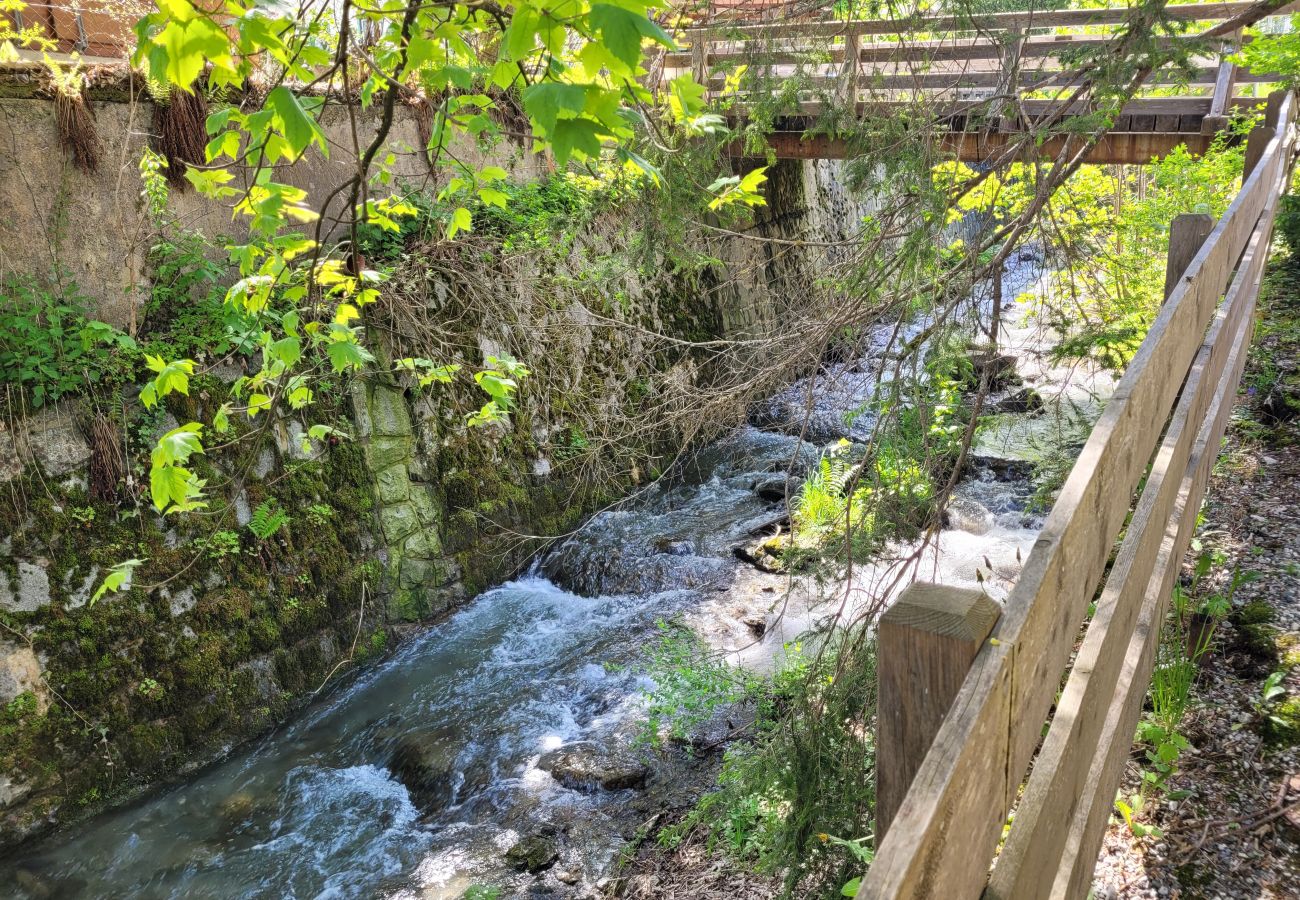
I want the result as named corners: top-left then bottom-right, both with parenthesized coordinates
top-left (0, 250), bottom-right (1109, 899)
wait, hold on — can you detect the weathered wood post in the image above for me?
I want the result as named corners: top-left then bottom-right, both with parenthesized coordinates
top-left (838, 27), bottom-right (862, 108)
top-left (1244, 126), bottom-right (1277, 181)
top-left (1202, 29), bottom-right (1241, 135)
top-left (690, 38), bottom-right (708, 90)
top-left (1163, 213), bottom-right (1215, 301)
top-left (875, 582), bottom-right (1001, 841)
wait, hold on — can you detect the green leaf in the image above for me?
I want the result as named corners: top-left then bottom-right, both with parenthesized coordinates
top-left (447, 206), bottom-right (473, 239)
top-left (266, 86), bottom-right (327, 159)
top-left (151, 463), bottom-right (192, 511)
top-left (246, 393), bottom-right (272, 417)
top-left (325, 338), bottom-right (373, 373)
top-left (550, 117), bottom-right (605, 166)
top-left (521, 82), bottom-right (587, 134)
top-left (152, 423), bottom-right (204, 467)
top-left (589, 4), bottom-right (672, 69)
top-left (841, 878), bottom-right (862, 897)
top-left (91, 559), bottom-right (144, 605)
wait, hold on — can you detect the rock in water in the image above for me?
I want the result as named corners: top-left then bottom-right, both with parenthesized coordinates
top-left (538, 742), bottom-right (649, 792)
top-left (987, 387), bottom-right (1044, 415)
top-left (386, 736), bottom-right (454, 810)
top-left (505, 829), bottom-right (561, 873)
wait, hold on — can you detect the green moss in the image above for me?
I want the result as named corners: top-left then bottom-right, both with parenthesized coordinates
top-left (1263, 696), bottom-right (1300, 746)
top-left (389, 588), bottom-right (430, 622)
top-left (1231, 600), bottom-right (1280, 663)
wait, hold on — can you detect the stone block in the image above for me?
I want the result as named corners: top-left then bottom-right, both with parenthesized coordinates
top-left (409, 487), bottom-right (441, 528)
top-left (0, 562), bottom-right (51, 613)
top-left (375, 465), bottom-right (412, 504)
top-left (366, 436), bottom-right (412, 471)
top-left (360, 383), bottom-right (413, 438)
top-left (0, 643), bottom-right (47, 712)
top-left (401, 529), bottom-right (442, 560)
top-left (380, 502), bottom-right (420, 542)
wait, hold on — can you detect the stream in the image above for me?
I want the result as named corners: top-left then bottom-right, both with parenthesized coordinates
top-left (1, 250), bottom-right (1111, 899)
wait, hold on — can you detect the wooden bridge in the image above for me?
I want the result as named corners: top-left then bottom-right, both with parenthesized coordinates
top-left (665, 2), bottom-right (1294, 163)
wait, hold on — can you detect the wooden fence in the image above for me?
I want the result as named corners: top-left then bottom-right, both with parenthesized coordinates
top-left (863, 90), bottom-right (1297, 898)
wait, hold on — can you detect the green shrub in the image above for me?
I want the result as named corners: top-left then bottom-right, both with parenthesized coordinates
top-left (1277, 192), bottom-right (1300, 260)
top-left (0, 275), bottom-right (136, 406)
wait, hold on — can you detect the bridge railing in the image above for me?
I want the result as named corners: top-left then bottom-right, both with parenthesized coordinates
top-left (862, 90), bottom-right (1297, 899)
top-left (665, 2), bottom-right (1291, 130)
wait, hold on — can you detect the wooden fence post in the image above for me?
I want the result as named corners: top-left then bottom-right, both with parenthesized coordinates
top-left (875, 583), bottom-right (1001, 841)
top-left (838, 27), bottom-right (862, 108)
top-left (1164, 213), bottom-right (1215, 301)
top-left (1245, 125), bottom-right (1277, 181)
top-left (691, 39), bottom-right (708, 90)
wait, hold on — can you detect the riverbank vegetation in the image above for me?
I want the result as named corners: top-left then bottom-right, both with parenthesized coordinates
top-left (3, 0), bottom-right (1300, 892)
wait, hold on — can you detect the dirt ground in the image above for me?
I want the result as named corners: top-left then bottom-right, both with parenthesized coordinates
top-left (1092, 262), bottom-right (1300, 899)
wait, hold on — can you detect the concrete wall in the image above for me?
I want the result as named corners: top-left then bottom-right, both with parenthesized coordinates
top-left (0, 93), bottom-right (538, 329)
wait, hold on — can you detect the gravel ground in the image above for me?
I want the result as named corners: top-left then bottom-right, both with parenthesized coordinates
top-left (1092, 261), bottom-right (1300, 899)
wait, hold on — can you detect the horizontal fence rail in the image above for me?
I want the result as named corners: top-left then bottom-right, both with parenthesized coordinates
top-left (666, 2), bottom-right (1295, 146)
top-left (862, 91), bottom-right (1297, 898)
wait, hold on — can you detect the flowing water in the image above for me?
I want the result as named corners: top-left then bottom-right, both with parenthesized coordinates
top-left (2, 250), bottom-right (1110, 899)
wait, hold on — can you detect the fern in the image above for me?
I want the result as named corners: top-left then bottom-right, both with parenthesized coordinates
top-left (795, 446), bottom-right (854, 530)
top-left (248, 499), bottom-right (290, 541)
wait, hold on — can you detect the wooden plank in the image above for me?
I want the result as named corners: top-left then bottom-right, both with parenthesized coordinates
top-left (675, 34), bottom-right (1206, 68)
top-left (753, 96), bottom-right (1237, 120)
top-left (876, 584), bottom-right (1002, 841)
top-left (687, 66), bottom-right (1274, 98)
top-left (857, 93), bottom-right (1291, 900)
top-left (1202, 29), bottom-right (1242, 133)
top-left (1055, 274), bottom-right (1261, 899)
top-left (1054, 122), bottom-right (1293, 896)
top-left (1164, 213), bottom-right (1216, 300)
top-left (749, 131), bottom-right (1214, 165)
top-left (683, 2), bottom-right (1280, 42)
top-left (985, 204), bottom-right (1266, 900)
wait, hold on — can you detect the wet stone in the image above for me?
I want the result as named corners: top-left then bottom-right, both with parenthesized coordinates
top-left (538, 742), bottom-right (649, 792)
top-left (506, 829), bottom-right (561, 873)
top-left (987, 387), bottom-right (1044, 416)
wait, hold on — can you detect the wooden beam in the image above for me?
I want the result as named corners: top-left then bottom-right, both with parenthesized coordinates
top-left (986, 204), bottom-right (1263, 899)
top-left (682, 2), bottom-right (1290, 42)
top-left (1164, 213), bottom-right (1216, 300)
top-left (875, 584), bottom-right (1001, 842)
top-left (691, 39), bottom-right (707, 84)
top-left (838, 27), bottom-right (861, 105)
top-left (1202, 29), bottom-right (1242, 133)
top-left (744, 130), bottom-right (1214, 165)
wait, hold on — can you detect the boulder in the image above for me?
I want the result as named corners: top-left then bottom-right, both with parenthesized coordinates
top-left (971, 352), bottom-right (1022, 391)
top-left (387, 736), bottom-right (455, 810)
top-left (538, 742), bottom-right (648, 792)
top-left (987, 388), bottom-right (1044, 416)
top-left (505, 829), bottom-right (561, 873)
